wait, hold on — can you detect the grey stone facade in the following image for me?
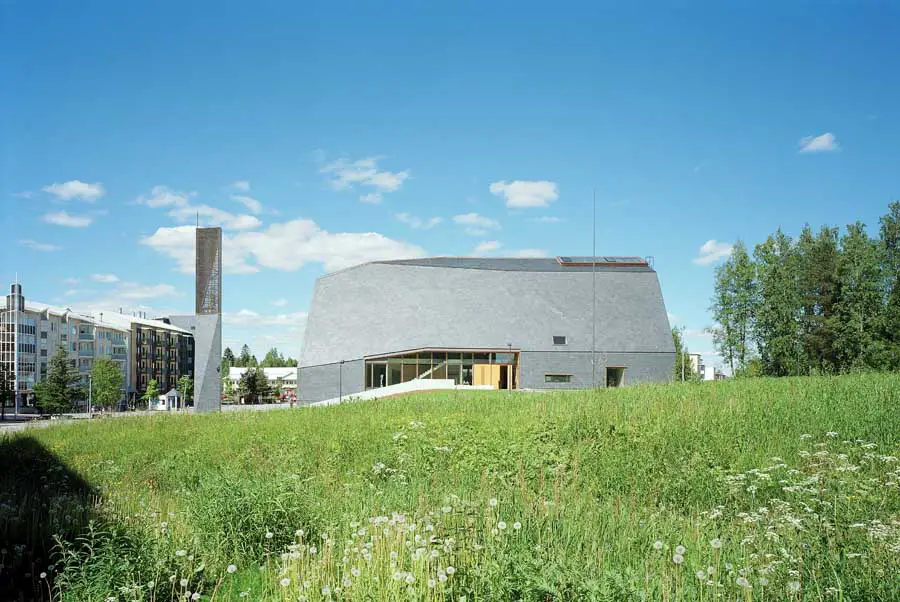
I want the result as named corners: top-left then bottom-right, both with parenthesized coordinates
top-left (299, 258), bottom-right (675, 402)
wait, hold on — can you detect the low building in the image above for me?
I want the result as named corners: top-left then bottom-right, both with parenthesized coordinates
top-left (299, 256), bottom-right (675, 402)
top-left (227, 367), bottom-right (298, 402)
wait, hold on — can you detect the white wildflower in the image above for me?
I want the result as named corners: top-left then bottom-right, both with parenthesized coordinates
top-left (675, 545), bottom-right (686, 555)
top-left (498, 521), bottom-right (507, 531)
top-left (653, 540), bottom-right (664, 550)
top-left (175, 550), bottom-right (187, 557)
top-left (673, 553), bottom-right (684, 565)
top-left (227, 564), bottom-right (237, 573)
top-left (489, 498), bottom-right (498, 507)
top-left (280, 577), bottom-right (290, 587)
top-left (513, 521), bottom-right (522, 530)
top-left (446, 566), bottom-right (456, 575)
top-left (788, 581), bottom-right (801, 592)
top-left (709, 538), bottom-right (722, 549)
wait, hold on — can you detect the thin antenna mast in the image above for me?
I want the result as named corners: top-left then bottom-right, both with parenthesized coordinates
top-left (591, 188), bottom-right (597, 388)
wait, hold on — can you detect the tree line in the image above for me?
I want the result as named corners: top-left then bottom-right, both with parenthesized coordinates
top-left (221, 344), bottom-right (298, 372)
top-left (711, 201), bottom-right (900, 376)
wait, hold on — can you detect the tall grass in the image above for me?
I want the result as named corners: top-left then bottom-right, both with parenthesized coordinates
top-left (2, 374), bottom-right (898, 600)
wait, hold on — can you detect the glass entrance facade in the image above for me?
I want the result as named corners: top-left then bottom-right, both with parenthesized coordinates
top-left (364, 350), bottom-right (518, 390)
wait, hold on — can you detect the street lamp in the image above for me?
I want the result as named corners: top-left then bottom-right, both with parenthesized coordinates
top-left (88, 374), bottom-right (93, 418)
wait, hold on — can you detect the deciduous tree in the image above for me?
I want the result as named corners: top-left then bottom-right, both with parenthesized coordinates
top-left (91, 359), bottom-right (124, 411)
top-left (33, 345), bottom-right (83, 415)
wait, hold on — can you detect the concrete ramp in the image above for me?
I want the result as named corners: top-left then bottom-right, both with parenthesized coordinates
top-left (308, 379), bottom-right (494, 407)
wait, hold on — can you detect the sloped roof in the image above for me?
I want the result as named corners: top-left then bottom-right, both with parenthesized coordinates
top-left (364, 256), bottom-right (655, 273)
top-left (301, 260), bottom-right (673, 367)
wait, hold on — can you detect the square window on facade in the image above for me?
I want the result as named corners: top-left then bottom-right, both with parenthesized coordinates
top-left (553, 335), bottom-right (567, 345)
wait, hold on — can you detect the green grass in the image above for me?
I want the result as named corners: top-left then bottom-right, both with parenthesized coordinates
top-left (2, 374), bottom-right (899, 601)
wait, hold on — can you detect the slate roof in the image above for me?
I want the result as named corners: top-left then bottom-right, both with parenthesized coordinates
top-left (301, 258), bottom-right (673, 367)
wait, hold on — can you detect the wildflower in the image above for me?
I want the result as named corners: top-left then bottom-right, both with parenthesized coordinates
top-left (160, 522), bottom-right (168, 529)
top-left (40, 572), bottom-right (47, 579)
top-left (675, 545), bottom-right (686, 555)
top-left (239, 593), bottom-right (249, 599)
top-left (672, 553), bottom-right (684, 565)
top-left (180, 578), bottom-right (189, 587)
top-left (390, 551), bottom-right (398, 559)
top-left (405, 574), bottom-right (415, 584)
top-left (460, 597), bottom-right (467, 602)
top-left (322, 533), bottom-right (329, 541)
top-left (498, 521), bottom-right (507, 531)
top-left (696, 570), bottom-right (706, 580)
top-left (788, 581), bottom-right (801, 592)
top-left (188, 554), bottom-right (194, 561)
top-left (321, 585), bottom-right (331, 596)
top-left (343, 577), bottom-right (352, 587)
top-left (266, 532), bottom-right (274, 539)
top-left (430, 549), bottom-right (439, 558)
top-left (736, 577), bottom-right (750, 588)
top-left (800, 434), bottom-right (812, 439)
top-left (295, 529), bottom-right (304, 537)
top-left (826, 431), bottom-right (838, 438)
top-left (438, 572), bottom-right (448, 583)
top-left (707, 566), bottom-right (715, 575)
top-left (653, 540), bottom-right (664, 551)
top-left (428, 578), bottom-right (436, 588)
top-left (441, 506), bottom-right (452, 513)
top-left (491, 528), bottom-right (499, 536)
top-left (176, 550), bottom-right (187, 557)
top-left (310, 546), bottom-right (317, 554)
top-left (351, 567), bottom-right (361, 577)
top-left (513, 521), bottom-right (522, 530)
top-left (710, 538), bottom-right (722, 549)
top-left (392, 571), bottom-right (403, 581)
top-left (759, 577), bottom-right (769, 586)
top-left (191, 594), bottom-right (201, 601)
top-left (725, 563), bottom-right (733, 571)
top-left (446, 566), bottom-right (456, 575)
top-left (227, 564), bottom-right (237, 573)
top-left (489, 498), bottom-right (498, 507)
top-left (280, 577), bottom-right (291, 587)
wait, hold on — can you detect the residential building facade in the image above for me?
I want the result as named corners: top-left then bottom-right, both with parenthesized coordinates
top-left (1, 282), bottom-right (194, 410)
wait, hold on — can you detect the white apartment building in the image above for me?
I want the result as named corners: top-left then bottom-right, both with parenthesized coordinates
top-left (227, 367), bottom-right (298, 402)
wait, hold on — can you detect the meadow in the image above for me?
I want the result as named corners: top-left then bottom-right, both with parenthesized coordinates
top-left (1, 374), bottom-right (899, 601)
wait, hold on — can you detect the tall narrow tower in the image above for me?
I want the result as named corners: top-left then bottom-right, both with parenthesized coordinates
top-left (193, 227), bottom-right (222, 412)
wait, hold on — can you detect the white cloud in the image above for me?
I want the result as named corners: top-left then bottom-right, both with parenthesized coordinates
top-left (532, 216), bottom-right (563, 224)
top-left (271, 298), bottom-right (288, 307)
top-left (115, 282), bottom-right (178, 300)
top-left (19, 239), bottom-right (61, 252)
top-left (453, 212), bottom-right (500, 236)
top-left (138, 186), bottom-right (262, 230)
top-left (41, 180), bottom-right (106, 202)
top-left (396, 213), bottom-right (442, 230)
top-left (799, 132), bottom-right (839, 153)
top-left (474, 240), bottom-right (502, 254)
top-left (224, 309), bottom-right (308, 327)
top-left (321, 156), bottom-right (410, 195)
top-left (142, 219), bottom-right (426, 275)
top-left (91, 273), bottom-right (120, 283)
top-left (684, 328), bottom-right (714, 340)
top-left (13, 191), bottom-right (35, 199)
top-left (693, 240), bottom-right (734, 265)
top-left (42, 211), bottom-right (92, 228)
top-left (489, 180), bottom-right (558, 208)
top-left (360, 193), bottom-right (382, 205)
top-left (137, 185), bottom-right (194, 208)
top-left (62, 277), bottom-right (80, 286)
top-left (515, 248), bottom-right (547, 258)
top-left (140, 226), bottom-right (259, 275)
top-left (231, 195), bottom-right (262, 215)
top-left (230, 180), bottom-right (251, 193)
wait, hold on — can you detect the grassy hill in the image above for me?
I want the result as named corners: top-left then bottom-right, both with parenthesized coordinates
top-left (2, 375), bottom-right (899, 601)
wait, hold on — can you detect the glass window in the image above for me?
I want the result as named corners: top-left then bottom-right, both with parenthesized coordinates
top-left (447, 363), bottom-right (461, 384)
top-left (545, 374), bottom-right (572, 383)
top-left (388, 360), bottom-right (402, 386)
top-left (474, 353), bottom-right (490, 364)
top-left (553, 335), bottom-right (567, 345)
top-left (447, 352), bottom-right (461, 361)
top-left (494, 353), bottom-right (515, 364)
top-left (40, 331), bottom-right (47, 339)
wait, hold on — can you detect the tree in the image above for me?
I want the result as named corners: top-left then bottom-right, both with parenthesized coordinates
top-left (238, 345), bottom-right (252, 368)
top-left (830, 222), bottom-right (885, 370)
top-left (274, 377), bottom-right (284, 401)
top-left (33, 345), bottom-right (83, 415)
top-left (795, 225), bottom-right (841, 374)
top-left (879, 202), bottom-right (900, 369)
top-left (176, 375), bottom-right (193, 407)
top-left (710, 240), bottom-right (756, 374)
top-left (222, 346), bottom-right (236, 375)
top-left (261, 347), bottom-right (285, 368)
top-left (91, 359), bottom-right (124, 411)
top-left (753, 230), bottom-right (802, 376)
top-left (672, 327), bottom-right (698, 381)
top-left (141, 379), bottom-right (160, 408)
top-left (0, 363), bottom-right (13, 420)
top-left (238, 368), bottom-right (270, 404)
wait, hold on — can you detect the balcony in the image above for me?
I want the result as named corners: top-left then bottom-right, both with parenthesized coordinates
top-left (78, 348), bottom-right (94, 358)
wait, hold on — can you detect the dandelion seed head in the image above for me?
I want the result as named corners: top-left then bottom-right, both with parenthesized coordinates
top-left (191, 593), bottom-right (201, 601)
top-left (696, 570), bottom-right (705, 580)
top-left (405, 574), bottom-right (415, 584)
top-left (175, 550), bottom-right (187, 557)
top-left (266, 532), bottom-right (274, 539)
top-left (673, 553), bottom-right (684, 565)
top-left (736, 577), bottom-right (751, 588)
top-left (513, 521), bottom-right (522, 530)
top-left (227, 564), bottom-right (237, 574)
top-left (39, 572), bottom-right (47, 579)
top-left (179, 578), bottom-right (189, 587)
top-left (675, 545), bottom-right (686, 555)
top-left (280, 577), bottom-right (291, 587)
top-left (489, 498), bottom-right (498, 507)
top-left (343, 577), bottom-right (352, 587)
top-left (498, 521), bottom-right (507, 530)
top-left (446, 566), bottom-right (456, 575)
top-left (710, 538), bottom-right (722, 549)
top-left (788, 581), bottom-right (801, 592)
top-left (653, 540), bottom-right (664, 550)
top-left (759, 577), bottom-right (769, 586)
top-left (351, 567), bottom-right (361, 577)
top-left (321, 585), bottom-right (331, 595)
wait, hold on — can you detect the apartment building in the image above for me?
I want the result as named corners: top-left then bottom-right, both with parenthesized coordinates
top-left (1, 282), bottom-right (193, 410)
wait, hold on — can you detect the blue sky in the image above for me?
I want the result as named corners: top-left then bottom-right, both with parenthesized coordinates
top-left (3, 2), bottom-right (899, 366)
